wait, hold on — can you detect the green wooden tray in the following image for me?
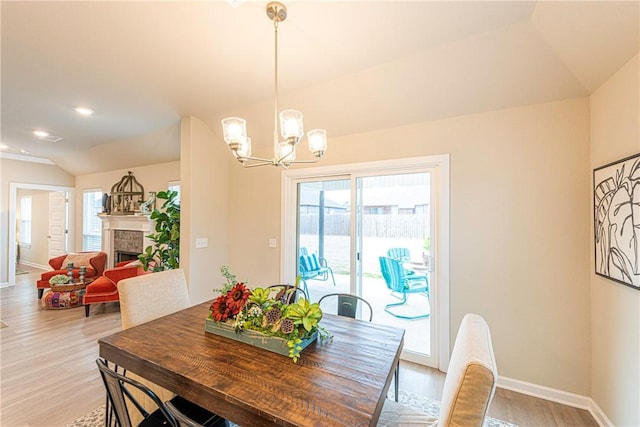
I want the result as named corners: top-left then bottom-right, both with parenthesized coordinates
top-left (204, 318), bottom-right (317, 358)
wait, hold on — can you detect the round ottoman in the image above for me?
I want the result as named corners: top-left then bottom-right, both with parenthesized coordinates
top-left (41, 289), bottom-right (85, 309)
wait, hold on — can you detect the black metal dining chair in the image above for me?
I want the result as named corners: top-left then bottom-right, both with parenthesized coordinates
top-left (96, 358), bottom-right (228, 427)
top-left (318, 293), bottom-right (400, 402)
top-left (318, 293), bottom-right (373, 321)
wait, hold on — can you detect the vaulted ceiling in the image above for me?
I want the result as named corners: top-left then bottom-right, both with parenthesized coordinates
top-left (2, 1), bottom-right (638, 175)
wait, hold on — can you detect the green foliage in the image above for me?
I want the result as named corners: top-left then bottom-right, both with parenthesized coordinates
top-left (287, 337), bottom-right (304, 363)
top-left (219, 266), bottom-right (238, 294)
top-left (247, 287), bottom-right (271, 307)
top-left (49, 274), bottom-right (71, 285)
top-left (285, 299), bottom-right (323, 332)
top-left (138, 190), bottom-right (180, 272)
top-left (210, 267), bottom-right (327, 363)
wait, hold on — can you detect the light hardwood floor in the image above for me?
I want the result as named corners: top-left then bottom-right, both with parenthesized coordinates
top-left (1, 265), bottom-right (598, 427)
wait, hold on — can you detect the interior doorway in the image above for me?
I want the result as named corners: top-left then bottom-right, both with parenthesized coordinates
top-left (7, 183), bottom-right (74, 287)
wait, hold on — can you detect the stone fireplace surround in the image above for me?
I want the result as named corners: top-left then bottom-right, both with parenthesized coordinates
top-left (100, 215), bottom-right (153, 269)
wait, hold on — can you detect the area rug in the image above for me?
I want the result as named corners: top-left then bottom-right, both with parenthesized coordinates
top-left (66, 391), bottom-right (516, 427)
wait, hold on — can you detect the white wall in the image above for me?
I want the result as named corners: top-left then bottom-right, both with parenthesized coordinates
top-left (590, 53), bottom-right (640, 427)
top-left (180, 116), bottom-right (230, 304)
top-left (226, 97), bottom-right (592, 396)
top-left (0, 159), bottom-right (74, 284)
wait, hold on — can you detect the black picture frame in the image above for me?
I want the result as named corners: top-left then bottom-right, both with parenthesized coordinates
top-left (594, 152), bottom-right (640, 290)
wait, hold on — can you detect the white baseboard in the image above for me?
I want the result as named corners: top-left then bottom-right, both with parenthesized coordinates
top-left (0, 282), bottom-right (9, 288)
top-left (498, 376), bottom-right (612, 427)
top-left (588, 399), bottom-right (614, 427)
top-left (18, 260), bottom-right (48, 270)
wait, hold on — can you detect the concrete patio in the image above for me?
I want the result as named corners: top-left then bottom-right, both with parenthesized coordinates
top-left (306, 272), bottom-right (431, 358)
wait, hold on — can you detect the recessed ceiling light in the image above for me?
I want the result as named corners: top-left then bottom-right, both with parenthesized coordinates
top-left (20, 149), bottom-right (30, 154)
top-left (0, 144), bottom-right (8, 150)
top-left (73, 106), bottom-right (94, 116)
top-left (32, 130), bottom-right (62, 142)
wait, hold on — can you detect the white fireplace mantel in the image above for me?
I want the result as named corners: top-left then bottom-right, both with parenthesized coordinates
top-left (100, 214), bottom-right (154, 268)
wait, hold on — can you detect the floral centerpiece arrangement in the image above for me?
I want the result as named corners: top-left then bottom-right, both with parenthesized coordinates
top-left (207, 266), bottom-right (329, 362)
top-left (49, 274), bottom-right (71, 285)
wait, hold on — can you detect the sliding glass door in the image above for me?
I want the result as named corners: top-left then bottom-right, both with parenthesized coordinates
top-left (355, 173), bottom-right (432, 360)
top-left (288, 162), bottom-right (439, 367)
top-left (297, 178), bottom-right (351, 298)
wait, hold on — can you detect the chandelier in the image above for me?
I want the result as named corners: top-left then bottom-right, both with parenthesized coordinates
top-left (221, 2), bottom-right (327, 169)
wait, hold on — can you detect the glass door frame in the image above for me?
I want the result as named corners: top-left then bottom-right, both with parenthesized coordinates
top-left (281, 155), bottom-right (451, 371)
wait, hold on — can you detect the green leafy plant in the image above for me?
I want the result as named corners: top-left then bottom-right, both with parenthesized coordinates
top-left (285, 299), bottom-right (323, 333)
top-left (49, 274), bottom-right (71, 285)
top-left (138, 190), bottom-right (180, 272)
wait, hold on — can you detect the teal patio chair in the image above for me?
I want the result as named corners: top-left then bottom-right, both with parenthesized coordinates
top-left (298, 249), bottom-right (336, 295)
top-left (379, 256), bottom-right (430, 320)
top-left (387, 247), bottom-right (410, 262)
top-left (387, 247), bottom-right (421, 279)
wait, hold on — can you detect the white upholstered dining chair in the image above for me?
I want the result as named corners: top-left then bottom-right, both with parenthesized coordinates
top-left (116, 269), bottom-right (192, 425)
top-left (378, 313), bottom-right (498, 427)
top-left (119, 268), bottom-right (191, 330)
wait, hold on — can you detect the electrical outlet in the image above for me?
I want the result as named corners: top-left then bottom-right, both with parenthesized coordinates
top-left (195, 238), bottom-right (208, 249)
top-left (268, 238), bottom-right (277, 248)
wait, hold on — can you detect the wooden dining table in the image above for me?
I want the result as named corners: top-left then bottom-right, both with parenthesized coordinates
top-left (98, 301), bottom-right (404, 427)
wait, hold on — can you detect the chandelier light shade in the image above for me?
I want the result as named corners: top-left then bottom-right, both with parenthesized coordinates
top-left (221, 117), bottom-right (247, 150)
top-left (279, 110), bottom-right (304, 140)
top-left (221, 2), bottom-right (327, 169)
top-left (307, 129), bottom-right (327, 156)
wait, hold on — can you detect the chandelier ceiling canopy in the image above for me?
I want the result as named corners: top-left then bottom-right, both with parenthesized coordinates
top-left (221, 2), bottom-right (327, 169)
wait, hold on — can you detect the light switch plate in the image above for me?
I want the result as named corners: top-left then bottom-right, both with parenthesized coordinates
top-left (268, 238), bottom-right (277, 248)
top-left (195, 238), bottom-right (208, 249)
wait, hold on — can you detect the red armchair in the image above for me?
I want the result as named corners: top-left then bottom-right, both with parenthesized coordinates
top-left (36, 251), bottom-right (107, 299)
top-left (83, 260), bottom-right (150, 317)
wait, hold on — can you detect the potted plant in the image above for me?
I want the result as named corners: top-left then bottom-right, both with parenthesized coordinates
top-left (138, 190), bottom-right (180, 272)
top-left (206, 267), bottom-right (330, 362)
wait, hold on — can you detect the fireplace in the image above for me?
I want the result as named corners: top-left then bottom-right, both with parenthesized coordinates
top-left (100, 215), bottom-right (153, 268)
top-left (115, 251), bottom-right (140, 264)
top-left (113, 229), bottom-right (143, 264)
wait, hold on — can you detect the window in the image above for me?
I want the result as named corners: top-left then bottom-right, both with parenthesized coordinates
top-left (83, 190), bottom-right (103, 251)
top-left (19, 196), bottom-right (32, 247)
top-left (168, 181), bottom-right (181, 204)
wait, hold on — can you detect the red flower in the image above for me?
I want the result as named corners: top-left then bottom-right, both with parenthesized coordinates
top-left (210, 294), bottom-right (231, 322)
top-left (226, 282), bottom-right (251, 316)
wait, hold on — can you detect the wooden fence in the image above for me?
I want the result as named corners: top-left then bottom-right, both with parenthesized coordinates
top-left (299, 213), bottom-right (427, 239)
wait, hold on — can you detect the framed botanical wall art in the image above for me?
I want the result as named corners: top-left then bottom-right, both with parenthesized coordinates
top-left (594, 153), bottom-right (640, 290)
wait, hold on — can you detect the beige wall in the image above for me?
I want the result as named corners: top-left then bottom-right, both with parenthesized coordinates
top-left (180, 116), bottom-right (230, 304)
top-left (16, 189), bottom-right (51, 267)
top-left (228, 165), bottom-right (284, 285)
top-left (73, 161), bottom-right (180, 254)
top-left (590, 53), bottom-right (640, 426)
top-left (227, 97), bottom-right (592, 395)
top-left (0, 159), bottom-right (74, 284)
